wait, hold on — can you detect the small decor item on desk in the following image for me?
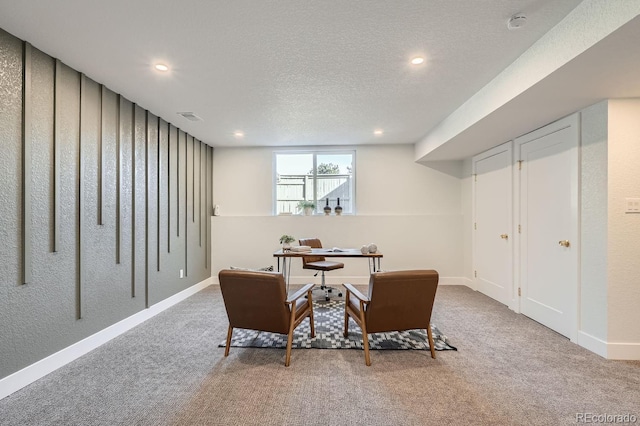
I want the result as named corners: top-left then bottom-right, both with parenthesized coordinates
top-left (298, 200), bottom-right (315, 216)
top-left (279, 234), bottom-right (296, 251)
top-left (360, 245), bottom-right (369, 255)
top-left (367, 243), bottom-right (378, 253)
top-left (334, 198), bottom-right (343, 215)
top-left (324, 198), bottom-right (332, 215)
top-left (290, 245), bottom-right (312, 253)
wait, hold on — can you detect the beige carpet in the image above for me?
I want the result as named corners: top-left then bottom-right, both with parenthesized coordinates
top-left (1, 285), bottom-right (639, 425)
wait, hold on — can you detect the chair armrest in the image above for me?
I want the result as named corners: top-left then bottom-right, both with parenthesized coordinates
top-left (342, 283), bottom-right (369, 302)
top-left (286, 283), bottom-right (315, 304)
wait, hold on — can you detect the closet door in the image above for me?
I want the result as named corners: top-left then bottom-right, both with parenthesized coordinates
top-left (516, 114), bottom-right (579, 341)
top-left (473, 142), bottom-right (513, 307)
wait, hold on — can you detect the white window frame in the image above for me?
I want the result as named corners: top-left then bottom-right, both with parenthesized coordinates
top-left (272, 149), bottom-right (356, 215)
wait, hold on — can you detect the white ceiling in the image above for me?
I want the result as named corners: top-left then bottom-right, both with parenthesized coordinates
top-left (0, 0), bottom-right (584, 153)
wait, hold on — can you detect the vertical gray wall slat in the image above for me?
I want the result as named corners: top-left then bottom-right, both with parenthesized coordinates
top-left (53, 59), bottom-right (60, 253)
top-left (145, 111), bottom-right (150, 307)
top-left (176, 129), bottom-right (180, 238)
top-left (131, 104), bottom-right (136, 298)
top-left (201, 141), bottom-right (206, 249)
top-left (77, 73), bottom-right (85, 320)
top-left (115, 95), bottom-right (121, 264)
top-left (192, 137), bottom-right (195, 223)
top-left (198, 140), bottom-right (202, 247)
top-left (184, 134), bottom-right (189, 277)
top-left (156, 119), bottom-right (161, 271)
top-left (167, 122), bottom-right (171, 254)
top-left (204, 145), bottom-right (208, 269)
top-left (22, 42), bottom-right (33, 285)
top-left (97, 85), bottom-right (104, 226)
top-left (206, 146), bottom-right (211, 270)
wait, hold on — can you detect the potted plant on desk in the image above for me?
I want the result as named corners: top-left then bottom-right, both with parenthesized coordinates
top-left (279, 234), bottom-right (295, 251)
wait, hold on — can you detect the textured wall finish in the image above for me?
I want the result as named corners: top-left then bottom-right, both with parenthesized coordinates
top-left (0, 28), bottom-right (212, 380)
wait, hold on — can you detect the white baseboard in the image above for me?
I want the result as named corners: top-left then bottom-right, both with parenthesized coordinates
top-left (577, 331), bottom-right (640, 360)
top-left (606, 342), bottom-right (640, 360)
top-left (0, 278), bottom-right (213, 401)
top-left (578, 331), bottom-right (608, 358)
top-left (439, 276), bottom-right (471, 286)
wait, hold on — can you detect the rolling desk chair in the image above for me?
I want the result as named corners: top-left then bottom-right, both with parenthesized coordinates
top-left (299, 238), bottom-right (344, 301)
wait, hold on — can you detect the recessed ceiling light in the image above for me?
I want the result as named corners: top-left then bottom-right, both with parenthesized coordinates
top-left (410, 57), bottom-right (425, 65)
top-left (374, 129), bottom-right (384, 136)
top-left (234, 131), bottom-right (244, 138)
top-left (154, 63), bottom-right (169, 72)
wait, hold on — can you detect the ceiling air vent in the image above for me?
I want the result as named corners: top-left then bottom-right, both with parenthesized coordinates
top-left (177, 112), bottom-right (203, 122)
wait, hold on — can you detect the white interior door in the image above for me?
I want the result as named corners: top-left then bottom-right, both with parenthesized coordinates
top-left (473, 143), bottom-right (513, 307)
top-left (517, 114), bottom-right (579, 341)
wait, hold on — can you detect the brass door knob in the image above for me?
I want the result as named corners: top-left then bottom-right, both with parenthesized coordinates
top-left (558, 240), bottom-right (571, 248)
top-left (500, 234), bottom-right (509, 240)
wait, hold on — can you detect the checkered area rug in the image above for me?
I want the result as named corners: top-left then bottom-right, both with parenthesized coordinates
top-left (220, 299), bottom-right (457, 351)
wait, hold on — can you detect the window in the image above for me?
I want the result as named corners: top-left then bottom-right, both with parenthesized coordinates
top-left (274, 151), bottom-right (355, 215)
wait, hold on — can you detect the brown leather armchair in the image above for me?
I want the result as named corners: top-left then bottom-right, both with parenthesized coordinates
top-left (299, 238), bottom-right (344, 300)
top-left (342, 270), bottom-right (439, 366)
top-left (218, 269), bottom-right (315, 366)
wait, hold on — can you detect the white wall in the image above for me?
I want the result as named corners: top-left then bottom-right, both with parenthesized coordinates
top-left (580, 101), bottom-right (609, 342)
top-left (460, 158), bottom-right (474, 286)
top-left (211, 144), bottom-right (464, 284)
top-left (607, 99), bottom-right (640, 347)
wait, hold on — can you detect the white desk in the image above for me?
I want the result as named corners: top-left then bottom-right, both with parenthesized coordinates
top-left (273, 248), bottom-right (383, 290)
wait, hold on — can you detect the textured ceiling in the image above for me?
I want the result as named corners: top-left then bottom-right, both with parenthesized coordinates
top-left (0, 0), bottom-right (582, 149)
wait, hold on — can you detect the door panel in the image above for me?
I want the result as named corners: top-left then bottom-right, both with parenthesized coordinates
top-left (473, 143), bottom-right (512, 306)
top-left (518, 115), bottom-right (578, 340)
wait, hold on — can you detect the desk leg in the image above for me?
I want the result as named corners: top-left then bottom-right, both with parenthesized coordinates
top-left (283, 257), bottom-right (291, 293)
top-left (368, 258), bottom-right (381, 274)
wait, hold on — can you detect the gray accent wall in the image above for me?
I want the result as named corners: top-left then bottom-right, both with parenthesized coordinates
top-left (0, 29), bottom-right (212, 380)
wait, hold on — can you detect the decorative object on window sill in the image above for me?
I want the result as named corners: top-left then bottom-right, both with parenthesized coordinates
top-left (360, 245), bottom-right (369, 255)
top-left (323, 198), bottom-right (331, 215)
top-left (334, 198), bottom-right (343, 215)
top-left (367, 243), bottom-right (378, 253)
top-left (298, 200), bottom-right (315, 216)
top-left (279, 234), bottom-right (295, 251)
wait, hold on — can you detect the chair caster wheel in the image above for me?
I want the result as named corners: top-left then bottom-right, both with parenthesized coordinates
top-left (328, 289), bottom-right (332, 293)
top-left (325, 297), bottom-right (330, 301)
top-left (338, 292), bottom-right (343, 297)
